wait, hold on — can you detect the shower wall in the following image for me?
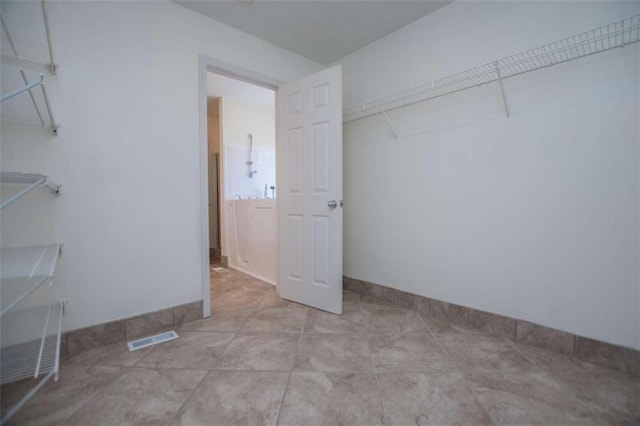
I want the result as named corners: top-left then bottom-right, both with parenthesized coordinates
top-left (222, 97), bottom-right (276, 200)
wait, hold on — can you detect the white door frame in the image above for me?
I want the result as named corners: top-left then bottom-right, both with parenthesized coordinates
top-left (198, 55), bottom-right (282, 318)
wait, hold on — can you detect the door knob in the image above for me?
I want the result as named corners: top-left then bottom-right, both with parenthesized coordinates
top-left (328, 200), bottom-right (338, 209)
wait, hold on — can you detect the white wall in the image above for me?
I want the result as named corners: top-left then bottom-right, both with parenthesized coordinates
top-left (338, 2), bottom-right (640, 349)
top-left (222, 97), bottom-right (276, 200)
top-left (0, 1), bottom-right (321, 331)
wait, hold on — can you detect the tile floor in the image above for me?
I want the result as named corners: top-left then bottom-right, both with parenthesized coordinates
top-left (2, 267), bottom-right (639, 425)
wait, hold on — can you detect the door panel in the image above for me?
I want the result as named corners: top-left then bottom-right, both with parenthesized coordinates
top-left (277, 65), bottom-right (343, 314)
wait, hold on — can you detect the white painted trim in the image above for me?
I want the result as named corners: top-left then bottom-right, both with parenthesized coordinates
top-left (198, 55), bottom-right (284, 318)
top-left (198, 56), bottom-right (211, 319)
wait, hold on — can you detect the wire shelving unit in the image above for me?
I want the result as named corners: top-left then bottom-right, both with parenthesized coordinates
top-left (1, 243), bottom-right (63, 317)
top-left (343, 14), bottom-right (640, 124)
top-left (0, 172), bottom-right (60, 211)
top-left (0, 3), bottom-right (65, 424)
top-left (0, 300), bottom-right (65, 424)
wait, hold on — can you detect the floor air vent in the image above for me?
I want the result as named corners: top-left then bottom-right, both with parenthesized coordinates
top-left (211, 267), bottom-right (228, 273)
top-left (127, 330), bottom-right (178, 351)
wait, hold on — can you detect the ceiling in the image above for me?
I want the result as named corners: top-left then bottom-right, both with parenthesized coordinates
top-left (176, 1), bottom-right (450, 65)
top-left (207, 71), bottom-right (275, 108)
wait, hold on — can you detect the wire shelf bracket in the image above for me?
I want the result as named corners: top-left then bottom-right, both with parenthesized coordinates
top-left (0, 300), bottom-right (65, 425)
top-left (0, 71), bottom-right (60, 134)
top-left (0, 75), bottom-right (44, 103)
top-left (494, 61), bottom-right (511, 119)
top-left (343, 14), bottom-right (640, 124)
top-left (381, 108), bottom-right (399, 140)
top-left (0, 172), bottom-right (61, 211)
top-left (0, 243), bottom-right (63, 317)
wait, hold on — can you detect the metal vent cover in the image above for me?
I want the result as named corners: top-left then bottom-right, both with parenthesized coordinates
top-left (127, 330), bottom-right (178, 351)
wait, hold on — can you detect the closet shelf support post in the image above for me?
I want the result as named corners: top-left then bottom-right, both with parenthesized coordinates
top-left (382, 108), bottom-right (399, 140)
top-left (41, 0), bottom-right (57, 75)
top-left (40, 83), bottom-right (60, 134)
top-left (495, 61), bottom-right (511, 118)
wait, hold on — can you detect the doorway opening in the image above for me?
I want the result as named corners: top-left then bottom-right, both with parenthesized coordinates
top-left (198, 56), bottom-right (283, 318)
top-left (199, 56), bottom-right (344, 318)
top-left (206, 70), bottom-right (278, 309)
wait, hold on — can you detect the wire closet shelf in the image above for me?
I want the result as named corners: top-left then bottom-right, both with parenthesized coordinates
top-left (0, 172), bottom-right (60, 211)
top-left (343, 14), bottom-right (640, 123)
top-left (1, 243), bottom-right (63, 317)
top-left (0, 1), bottom-right (59, 133)
top-left (0, 3), bottom-right (64, 424)
top-left (0, 300), bottom-right (65, 425)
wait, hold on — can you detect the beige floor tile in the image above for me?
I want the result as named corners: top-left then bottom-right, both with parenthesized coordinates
top-left (278, 372), bottom-right (384, 425)
top-left (342, 291), bottom-right (361, 312)
top-left (294, 334), bottom-right (372, 372)
top-left (210, 268), bottom-right (249, 284)
top-left (470, 371), bottom-right (569, 425)
top-left (211, 290), bottom-right (265, 311)
top-left (369, 333), bottom-right (456, 373)
top-left (360, 306), bottom-right (428, 333)
top-left (359, 295), bottom-right (398, 310)
top-left (66, 368), bottom-right (206, 425)
top-left (180, 309), bottom-right (254, 332)
top-left (257, 291), bottom-right (308, 309)
top-left (241, 307), bottom-right (308, 333)
top-left (421, 314), bottom-right (483, 335)
top-left (218, 333), bottom-right (298, 371)
top-left (559, 370), bottom-right (640, 424)
top-left (469, 370), bottom-right (640, 425)
top-left (437, 334), bottom-right (535, 372)
top-left (135, 332), bottom-right (234, 369)
top-left (343, 290), bottom-right (360, 303)
top-left (61, 341), bottom-right (154, 367)
top-left (7, 266), bottom-right (632, 425)
top-left (171, 370), bottom-right (288, 426)
top-left (378, 372), bottom-right (492, 425)
top-left (213, 276), bottom-right (272, 295)
top-left (303, 308), bottom-right (370, 333)
top-left (2, 365), bottom-right (127, 425)
top-left (508, 340), bottom-right (608, 373)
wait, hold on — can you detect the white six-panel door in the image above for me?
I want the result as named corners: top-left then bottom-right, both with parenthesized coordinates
top-left (277, 65), bottom-right (343, 314)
